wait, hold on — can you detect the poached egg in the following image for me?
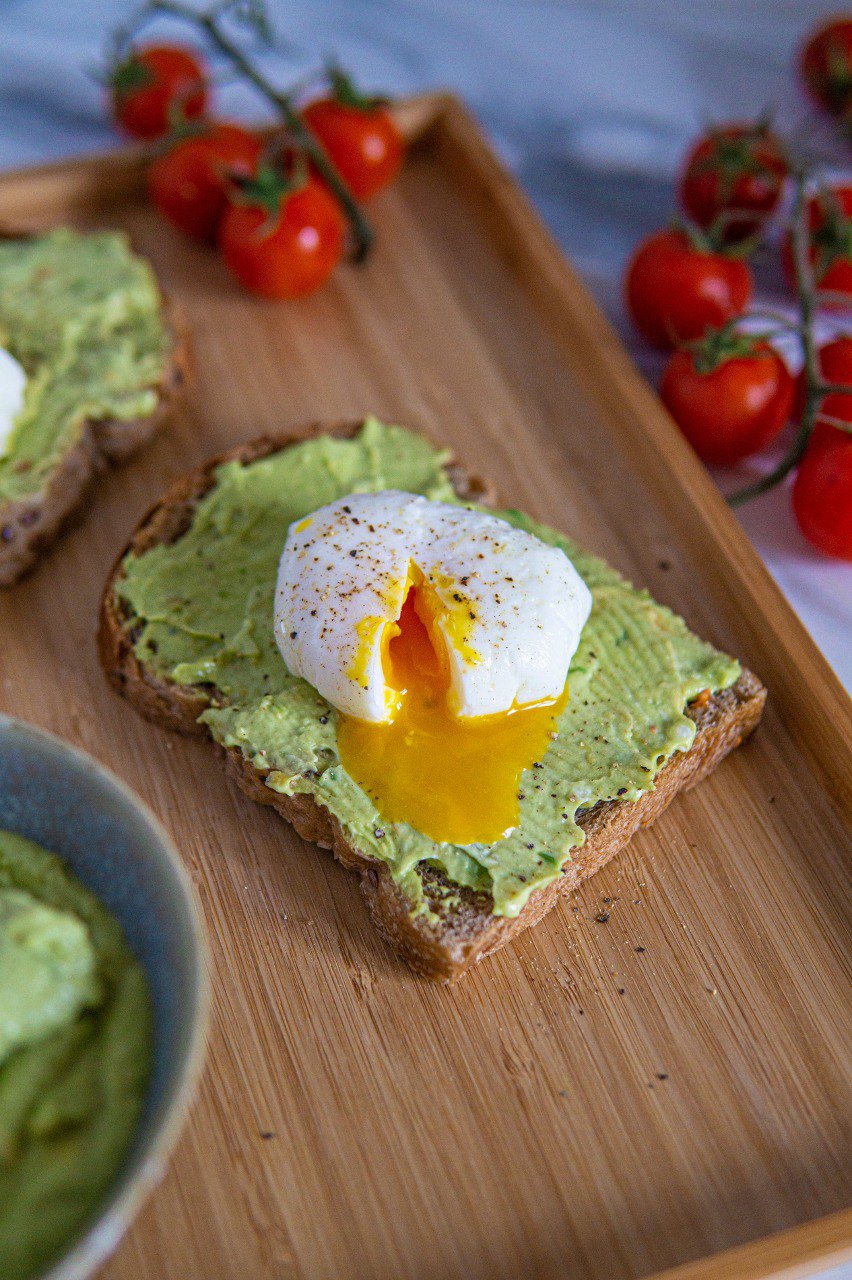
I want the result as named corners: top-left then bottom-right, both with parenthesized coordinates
top-left (275, 491), bottom-right (592, 844)
top-left (0, 348), bottom-right (26, 456)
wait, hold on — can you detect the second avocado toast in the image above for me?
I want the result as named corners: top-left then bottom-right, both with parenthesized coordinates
top-left (0, 228), bottom-right (188, 584)
top-left (99, 418), bottom-right (766, 981)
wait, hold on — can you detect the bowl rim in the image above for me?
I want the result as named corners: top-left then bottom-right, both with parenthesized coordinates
top-left (0, 713), bottom-right (210, 1280)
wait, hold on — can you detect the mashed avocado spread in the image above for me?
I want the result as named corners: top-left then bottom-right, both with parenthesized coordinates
top-left (0, 229), bottom-right (170, 502)
top-left (0, 830), bottom-right (152, 1280)
top-left (117, 419), bottom-right (740, 919)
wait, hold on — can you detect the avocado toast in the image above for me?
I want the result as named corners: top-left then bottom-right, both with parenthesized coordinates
top-left (0, 228), bottom-right (189, 585)
top-left (99, 419), bottom-right (766, 981)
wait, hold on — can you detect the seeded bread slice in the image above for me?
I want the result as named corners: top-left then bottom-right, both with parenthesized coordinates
top-left (98, 422), bottom-right (766, 982)
top-left (0, 232), bottom-right (190, 586)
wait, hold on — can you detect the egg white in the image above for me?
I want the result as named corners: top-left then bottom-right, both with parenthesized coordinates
top-left (0, 347), bottom-right (26, 457)
top-left (274, 490), bottom-right (592, 722)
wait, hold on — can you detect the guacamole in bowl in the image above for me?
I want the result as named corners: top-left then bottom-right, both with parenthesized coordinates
top-left (0, 829), bottom-right (152, 1280)
top-left (0, 716), bottom-right (207, 1280)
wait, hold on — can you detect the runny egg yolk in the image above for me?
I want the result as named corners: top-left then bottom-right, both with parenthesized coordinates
top-left (336, 585), bottom-right (567, 846)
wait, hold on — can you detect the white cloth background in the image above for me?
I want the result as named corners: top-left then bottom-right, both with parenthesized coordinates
top-left (0, 3), bottom-right (850, 1275)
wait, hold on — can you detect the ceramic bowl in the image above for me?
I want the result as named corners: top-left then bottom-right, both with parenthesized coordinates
top-left (0, 714), bottom-right (209, 1280)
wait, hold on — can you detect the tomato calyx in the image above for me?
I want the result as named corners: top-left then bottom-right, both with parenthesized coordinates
top-left (683, 323), bottom-right (772, 376)
top-left (673, 216), bottom-right (759, 260)
top-left (225, 146), bottom-right (309, 229)
top-left (154, 107), bottom-right (214, 152)
top-left (109, 51), bottom-right (156, 98)
top-left (326, 64), bottom-right (390, 112)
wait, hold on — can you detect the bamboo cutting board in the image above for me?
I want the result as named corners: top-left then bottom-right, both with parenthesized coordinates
top-left (0, 97), bottom-right (850, 1280)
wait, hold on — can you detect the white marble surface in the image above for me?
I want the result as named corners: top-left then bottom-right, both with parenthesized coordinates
top-left (0, 3), bottom-right (850, 1275)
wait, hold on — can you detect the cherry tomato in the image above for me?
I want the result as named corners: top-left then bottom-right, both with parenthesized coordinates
top-left (678, 121), bottom-right (788, 243)
top-left (303, 72), bottom-right (403, 199)
top-left (793, 429), bottom-right (852, 559)
top-left (783, 184), bottom-right (852, 305)
top-left (218, 168), bottom-right (345, 298)
top-left (800, 17), bottom-right (852, 116)
top-left (148, 123), bottom-right (263, 243)
top-left (110, 44), bottom-right (207, 141)
top-left (625, 229), bottom-right (752, 349)
top-left (660, 334), bottom-right (794, 465)
top-left (793, 335), bottom-right (852, 449)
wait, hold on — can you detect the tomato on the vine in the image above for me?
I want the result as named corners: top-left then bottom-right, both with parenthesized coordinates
top-left (793, 428), bottom-right (852, 560)
top-left (660, 329), bottom-right (794, 465)
top-left (800, 17), bottom-right (852, 117)
top-left (303, 70), bottom-right (403, 199)
top-left (783, 184), bottom-right (852, 305)
top-left (625, 228), bottom-right (752, 349)
top-left (110, 44), bottom-right (207, 141)
top-left (218, 162), bottom-right (345, 298)
top-left (793, 335), bottom-right (852, 450)
top-left (678, 121), bottom-right (788, 243)
top-left (148, 123), bottom-right (263, 243)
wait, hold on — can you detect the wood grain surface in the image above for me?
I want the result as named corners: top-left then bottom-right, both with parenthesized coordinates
top-left (0, 97), bottom-right (849, 1280)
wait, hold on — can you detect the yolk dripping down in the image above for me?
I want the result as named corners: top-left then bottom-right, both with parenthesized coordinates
top-left (336, 585), bottom-right (567, 845)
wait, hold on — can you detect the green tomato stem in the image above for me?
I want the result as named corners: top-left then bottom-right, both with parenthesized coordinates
top-left (728, 172), bottom-right (826, 507)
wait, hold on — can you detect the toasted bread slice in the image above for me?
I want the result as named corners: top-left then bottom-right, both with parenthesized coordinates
top-left (0, 230), bottom-right (190, 587)
top-left (99, 423), bottom-right (766, 981)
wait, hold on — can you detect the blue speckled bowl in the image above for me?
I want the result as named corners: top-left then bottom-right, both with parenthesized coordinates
top-left (0, 715), bottom-right (209, 1280)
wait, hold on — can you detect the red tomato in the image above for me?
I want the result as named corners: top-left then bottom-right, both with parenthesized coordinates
top-left (625, 229), bottom-right (752, 349)
top-left (793, 429), bottom-right (852, 559)
top-left (660, 336), bottom-right (794, 465)
top-left (148, 123), bottom-right (263, 243)
top-left (793, 335), bottom-right (852, 448)
top-left (783, 185), bottom-right (852, 304)
top-left (110, 44), bottom-right (207, 141)
top-left (678, 122), bottom-right (788, 243)
top-left (303, 79), bottom-right (403, 199)
top-left (800, 17), bottom-right (852, 116)
top-left (218, 171), bottom-right (345, 298)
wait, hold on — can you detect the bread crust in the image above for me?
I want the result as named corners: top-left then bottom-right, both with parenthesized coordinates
top-left (98, 423), bottom-right (766, 981)
top-left (0, 234), bottom-right (191, 586)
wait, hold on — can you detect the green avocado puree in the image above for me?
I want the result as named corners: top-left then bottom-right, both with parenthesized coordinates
top-left (0, 228), bottom-right (170, 502)
top-left (0, 830), bottom-right (152, 1280)
top-left (117, 418), bottom-right (739, 918)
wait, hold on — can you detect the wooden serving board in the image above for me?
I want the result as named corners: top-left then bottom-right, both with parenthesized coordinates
top-left (1, 96), bottom-right (850, 1280)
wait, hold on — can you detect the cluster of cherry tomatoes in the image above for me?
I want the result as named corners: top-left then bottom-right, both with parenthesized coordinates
top-left (109, 43), bottom-right (403, 298)
top-left (624, 16), bottom-right (852, 560)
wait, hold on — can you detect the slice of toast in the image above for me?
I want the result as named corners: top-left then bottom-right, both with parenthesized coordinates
top-left (0, 232), bottom-right (190, 586)
top-left (99, 423), bottom-right (766, 982)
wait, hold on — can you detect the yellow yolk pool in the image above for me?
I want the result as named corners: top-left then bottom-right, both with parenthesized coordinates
top-left (337, 588), bottom-right (566, 845)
